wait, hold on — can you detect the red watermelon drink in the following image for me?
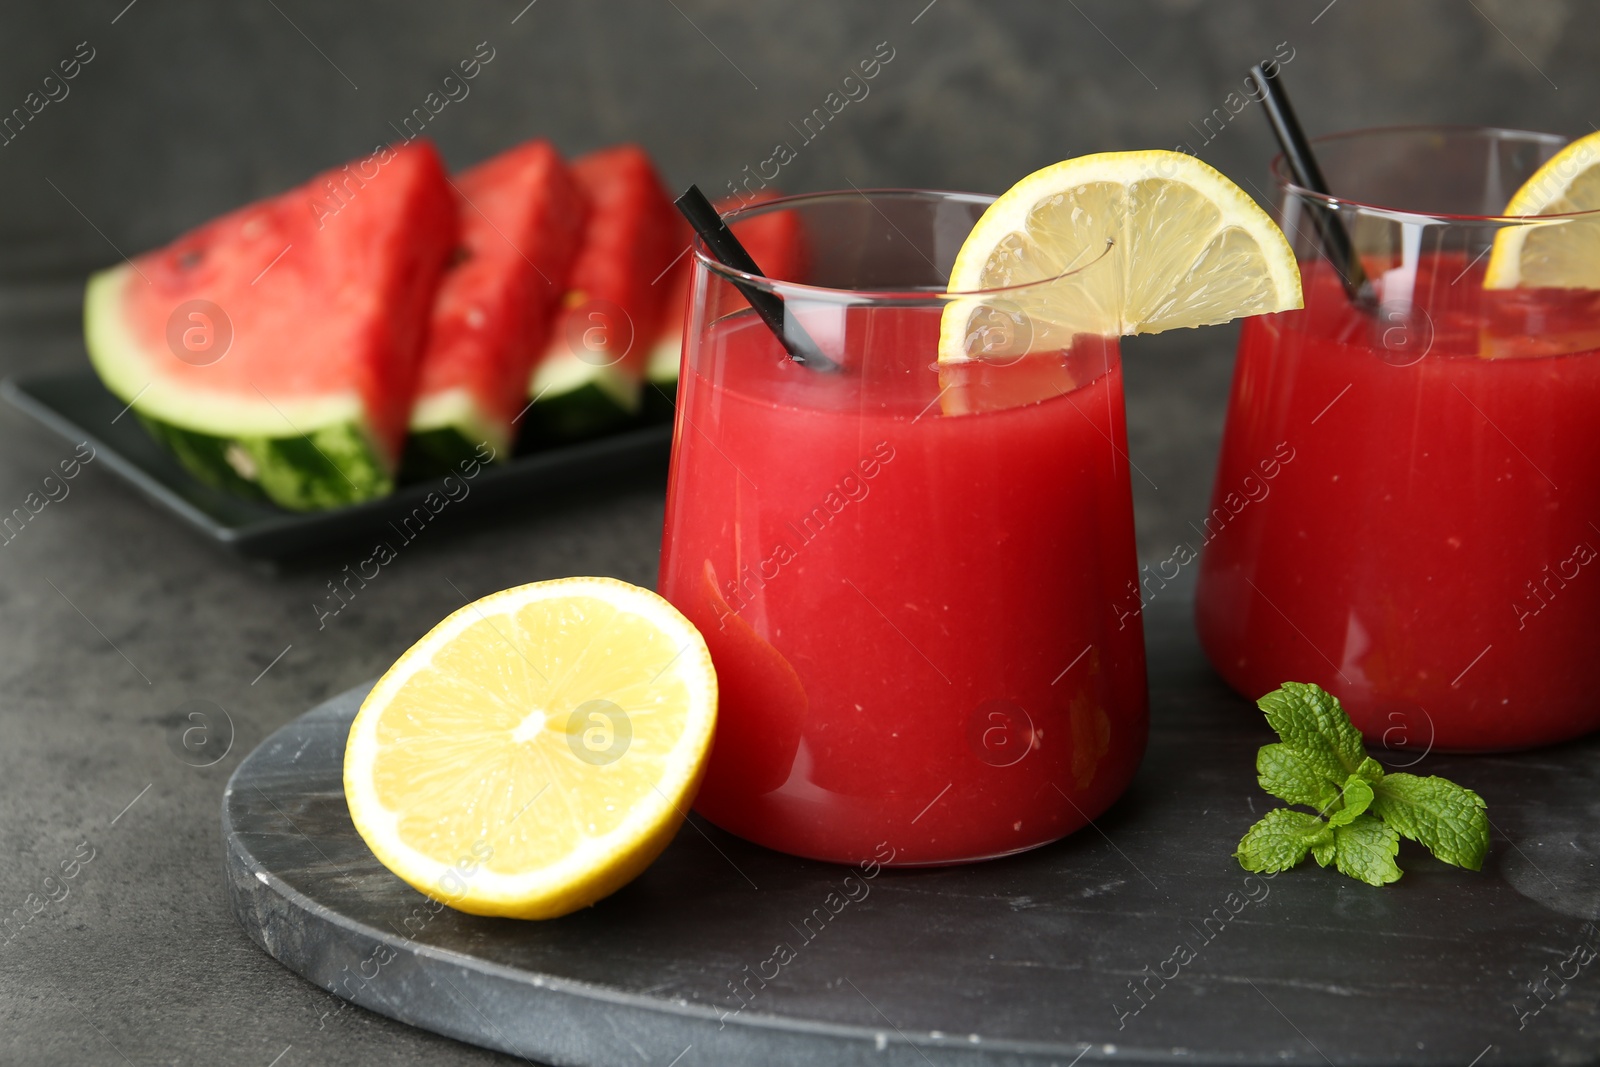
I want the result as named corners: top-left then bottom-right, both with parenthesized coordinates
top-left (662, 164), bottom-right (1300, 863)
top-left (661, 310), bottom-right (1144, 864)
top-left (658, 190), bottom-right (1149, 866)
top-left (1195, 126), bottom-right (1600, 751)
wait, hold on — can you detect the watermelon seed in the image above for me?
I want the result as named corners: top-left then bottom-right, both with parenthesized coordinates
top-left (224, 443), bottom-right (259, 481)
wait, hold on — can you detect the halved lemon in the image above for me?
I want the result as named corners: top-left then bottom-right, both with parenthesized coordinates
top-left (343, 576), bottom-right (717, 919)
top-left (1484, 130), bottom-right (1600, 290)
top-left (939, 150), bottom-right (1302, 362)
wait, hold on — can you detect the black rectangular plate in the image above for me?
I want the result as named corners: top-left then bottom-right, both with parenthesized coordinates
top-left (2, 368), bottom-right (673, 559)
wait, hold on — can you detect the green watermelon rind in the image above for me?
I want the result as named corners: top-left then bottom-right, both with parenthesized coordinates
top-left (521, 383), bottom-right (635, 443)
top-left (645, 333), bottom-right (680, 387)
top-left (530, 343), bottom-right (639, 407)
top-left (525, 341), bottom-right (640, 441)
top-left (136, 416), bottom-right (270, 502)
top-left (641, 334), bottom-right (680, 421)
top-left (400, 424), bottom-right (499, 480)
top-left (85, 263), bottom-right (396, 512)
top-left (138, 416), bottom-right (392, 511)
top-left (528, 355), bottom-right (640, 441)
top-left (407, 386), bottom-right (509, 469)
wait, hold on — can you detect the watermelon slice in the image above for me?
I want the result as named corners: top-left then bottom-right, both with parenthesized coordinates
top-left (643, 191), bottom-right (806, 419)
top-left (403, 140), bottom-right (586, 477)
top-left (523, 145), bottom-right (678, 442)
top-left (641, 212), bottom-right (693, 421)
top-left (85, 140), bottom-right (456, 511)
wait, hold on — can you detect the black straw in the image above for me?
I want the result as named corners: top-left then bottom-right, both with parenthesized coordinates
top-left (1250, 63), bottom-right (1373, 309)
top-left (673, 186), bottom-right (839, 371)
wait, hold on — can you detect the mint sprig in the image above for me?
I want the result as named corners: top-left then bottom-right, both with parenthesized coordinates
top-left (1234, 682), bottom-right (1489, 886)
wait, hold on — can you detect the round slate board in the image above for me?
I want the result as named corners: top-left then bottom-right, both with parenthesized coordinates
top-left (222, 598), bottom-right (1600, 1067)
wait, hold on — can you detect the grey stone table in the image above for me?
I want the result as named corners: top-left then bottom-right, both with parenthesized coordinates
top-left (5, 4), bottom-right (1600, 1061)
top-left (3, 294), bottom-right (1596, 1066)
top-left (222, 604), bottom-right (1600, 1067)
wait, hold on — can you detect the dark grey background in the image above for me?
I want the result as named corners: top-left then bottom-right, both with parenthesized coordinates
top-left (0, 1), bottom-right (1592, 1064)
top-left (3, 0), bottom-right (1594, 553)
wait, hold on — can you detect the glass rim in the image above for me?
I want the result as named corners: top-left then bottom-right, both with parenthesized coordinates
top-left (1269, 123), bottom-right (1600, 223)
top-left (692, 187), bottom-right (1116, 301)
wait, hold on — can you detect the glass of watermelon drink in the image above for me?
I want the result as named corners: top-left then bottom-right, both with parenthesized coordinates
top-left (658, 190), bottom-right (1147, 866)
top-left (1196, 125), bottom-right (1600, 751)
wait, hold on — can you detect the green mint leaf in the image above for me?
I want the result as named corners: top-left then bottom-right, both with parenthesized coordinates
top-left (1370, 772), bottom-right (1490, 870)
top-left (1331, 814), bottom-right (1402, 885)
top-left (1257, 682), bottom-right (1367, 783)
top-left (1238, 682), bottom-right (1491, 888)
top-left (1236, 808), bottom-right (1333, 874)
top-left (1257, 743), bottom-right (1341, 810)
top-left (1328, 775), bottom-right (1374, 826)
top-left (1354, 756), bottom-right (1385, 784)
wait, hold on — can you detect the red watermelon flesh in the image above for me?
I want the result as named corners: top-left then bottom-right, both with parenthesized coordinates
top-left (646, 190), bottom-right (808, 389)
top-left (527, 145), bottom-right (678, 415)
top-left (722, 190), bottom-right (809, 281)
top-left (86, 139), bottom-right (456, 507)
top-left (408, 140), bottom-right (586, 463)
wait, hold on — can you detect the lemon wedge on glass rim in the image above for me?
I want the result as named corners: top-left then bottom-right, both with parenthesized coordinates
top-left (343, 576), bottom-right (717, 919)
top-left (938, 150), bottom-right (1303, 363)
top-left (1484, 130), bottom-right (1600, 290)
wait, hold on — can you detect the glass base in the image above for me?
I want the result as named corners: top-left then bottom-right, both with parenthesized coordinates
top-left (694, 806), bottom-right (1087, 868)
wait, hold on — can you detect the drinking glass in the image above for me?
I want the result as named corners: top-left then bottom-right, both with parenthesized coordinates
top-left (1195, 126), bottom-right (1600, 752)
top-left (657, 189), bottom-right (1148, 865)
